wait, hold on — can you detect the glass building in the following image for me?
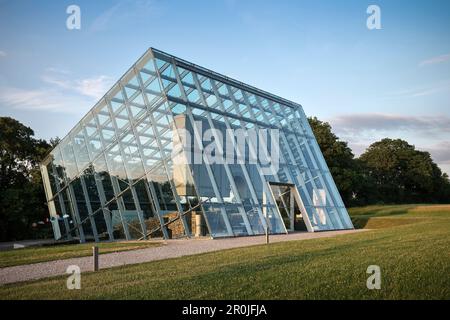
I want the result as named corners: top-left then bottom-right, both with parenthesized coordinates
top-left (40, 48), bottom-right (353, 242)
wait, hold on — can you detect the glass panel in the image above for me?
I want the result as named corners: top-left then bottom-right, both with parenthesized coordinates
top-left (114, 107), bottom-right (131, 133)
top-left (110, 100), bottom-right (124, 113)
top-left (46, 162), bottom-right (59, 196)
top-left (61, 140), bottom-right (78, 180)
top-left (134, 179), bottom-right (155, 219)
top-left (143, 58), bottom-right (156, 73)
top-left (87, 132), bottom-right (103, 159)
top-left (265, 206), bottom-right (286, 234)
top-left (73, 127), bottom-right (90, 171)
top-left (105, 143), bottom-right (129, 191)
top-left (54, 196), bottom-right (75, 238)
top-left (93, 154), bottom-right (115, 201)
top-left (100, 121), bottom-right (116, 147)
top-left (61, 190), bottom-right (79, 237)
top-left (225, 204), bottom-right (247, 236)
top-left (202, 203), bottom-right (230, 237)
top-left (82, 166), bottom-right (110, 239)
top-left (119, 190), bottom-right (143, 239)
top-left (71, 178), bottom-right (94, 238)
top-left (96, 103), bottom-right (111, 126)
top-left (120, 134), bottom-right (145, 182)
top-left (108, 200), bottom-right (125, 239)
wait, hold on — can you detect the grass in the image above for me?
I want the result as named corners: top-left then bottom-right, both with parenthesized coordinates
top-left (0, 241), bottom-right (161, 268)
top-left (348, 204), bottom-right (450, 228)
top-left (0, 204), bottom-right (449, 300)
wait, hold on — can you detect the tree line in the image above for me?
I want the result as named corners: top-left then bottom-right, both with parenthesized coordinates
top-left (0, 116), bottom-right (449, 241)
top-left (308, 117), bottom-right (450, 207)
top-left (0, 117), bottom-right (57, 241)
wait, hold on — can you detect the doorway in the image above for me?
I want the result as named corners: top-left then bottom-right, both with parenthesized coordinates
top-left (267, 182), bottom-right (311, 232)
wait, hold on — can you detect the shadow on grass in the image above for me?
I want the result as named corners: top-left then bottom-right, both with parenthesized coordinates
top-left (351, 216), bottom-right (421, 229)
top-left (348, 204), bottom-right (425, 229)
top-left (350, 205), bottom-right (417, 218)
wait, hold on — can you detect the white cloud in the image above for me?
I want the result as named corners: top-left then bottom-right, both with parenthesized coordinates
top-left (423, 141), bottom-right (450, 165)
top-left (0, 51), bottom-right (6, 57)
top-left (76, 75), bottom-right (114, 99)
top-left (330, 113), bottom-right (450, 135)
top-left (0, 86), bottom-right (90, 114)
top-left (419, 54), bottom-right (450, 67)
top-left (42, 71), bottom-right (113, 100)
top-left (386, 80), bottom-right (450, 99)
top-left (44, 67), bottom-right (70, 75)
top-left (0, 68), bottom-right (114, 114)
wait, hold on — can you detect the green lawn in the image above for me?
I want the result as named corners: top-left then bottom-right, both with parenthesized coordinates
top-left (0, 204), bottom-right (449, 300)
top-left (0, 241), bottom-right (161, 268)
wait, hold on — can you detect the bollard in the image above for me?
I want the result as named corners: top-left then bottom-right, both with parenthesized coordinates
top-left (92, 246), bottom-right (99, 271)
top-left (195, 213), bottom-right (202, 237)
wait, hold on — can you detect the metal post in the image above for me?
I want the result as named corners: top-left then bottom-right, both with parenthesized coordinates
top-left (263, 189), bottom-right (269, 244)
top-left (195, 213), bottom-right (202, 237)
top-left (92, 246), bottom-right (99, 271)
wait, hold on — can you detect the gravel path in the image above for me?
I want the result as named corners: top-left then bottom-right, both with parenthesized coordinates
top-left (0, 229), bottom-right (365, 285)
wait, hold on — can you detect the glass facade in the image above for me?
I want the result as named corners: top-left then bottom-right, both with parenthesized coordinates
top-left (40, 48), bottom-right (353, 242)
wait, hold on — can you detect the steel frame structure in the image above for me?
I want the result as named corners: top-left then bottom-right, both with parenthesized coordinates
top-left (40, 48), bottom-right (354, 242)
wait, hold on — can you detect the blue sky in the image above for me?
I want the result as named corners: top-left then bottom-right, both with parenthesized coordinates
top-left (0, 0), bottom-right (449, 174)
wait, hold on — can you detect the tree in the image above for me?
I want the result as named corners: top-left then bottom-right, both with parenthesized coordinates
top-left (359, 138), bottom-right (450, 204)
top-left (308, 117), bottom-right (369, 206)
top-left (0, 117), bottom-right (53, 241)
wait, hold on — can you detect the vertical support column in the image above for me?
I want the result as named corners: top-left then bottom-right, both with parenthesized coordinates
top-left (50, 163), bottom-right (72, 240)
top-left (67, 185), bottom-right (86, 243)
top-left (296, 106), bottom-right (351, 228)
top-left (226, 86), bottom-right (286, 234)
top-left (175, 67), bottom-right (234, 236)
top-left (57, 192), bottom-right (73, 239)
top-left (110, 176), bottom-right (132, 240)
top-left (148, 56), bottom-right (194, 237)
top-left (130, 185), bottom-right (148, 240)
top-left (146, 179), bottom-right (169, 239)
top-left (80, 176), bottom-right (99, 242)
top-left (176, 70), bottom-right (254, 235)
top-left (117, 80), bottom-right (149, 240)
top-left (40, 162), bottom-right (62, 240)
top-left (262, 98), bottom-right (335, 230)
top-left (277, 105), bottom-right (338, 230)
top-left (290, 186), bottom-right (295, 232)
top-left (185, 110), bottom-right (234, 236)
top-left (290, 185), bottom-right (314, 232)
top-left (278, 131), bottom-right (320, 228)
top-left (146, 110), bottom-right (191, 237)
top-left (209, 80), bottom-right (269, 233)
top-left (263, 191), bottom-right (269, 244)
top-left (93, 172), bottom-right (115, 241)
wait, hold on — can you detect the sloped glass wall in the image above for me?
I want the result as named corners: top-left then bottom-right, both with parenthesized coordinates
top-left (40, 48), bottom-right (353, 242)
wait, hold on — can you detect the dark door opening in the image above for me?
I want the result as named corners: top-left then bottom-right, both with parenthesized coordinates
top-left (268, 182), bottom-right (309, 232)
